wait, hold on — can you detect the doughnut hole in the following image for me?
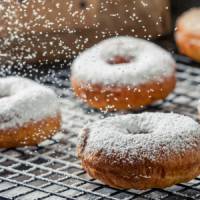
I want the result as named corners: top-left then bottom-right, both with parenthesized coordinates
top-left (107, 55), bottom-right (132, 65)
top-left (126, 128), bottom-right (149, 135)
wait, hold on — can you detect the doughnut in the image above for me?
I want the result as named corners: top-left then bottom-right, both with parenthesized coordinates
top-left (0, 77), bottom-right (61, 148)
top-left (71, 36), bottom-right (176, 111)
top-left (175, 8), bottom-right (200, 62)
top-left (77, 112), bottom-right (200, 189)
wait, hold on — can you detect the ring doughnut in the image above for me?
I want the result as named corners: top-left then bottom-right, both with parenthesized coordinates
top-left (77, 112), bottom-right (200, 189)
top-left (175, 8), bottom-right (200, 62)
top-left (71, 36), bottom-right (176, 111)
top-left (0, 77), bottom-right (61, 148)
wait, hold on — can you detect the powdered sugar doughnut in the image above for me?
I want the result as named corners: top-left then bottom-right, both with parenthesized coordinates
top-left (0, 76), bottom-right (61, 147)
top-left (175, 8), bottom-right (200, 62)
top-left (77, 112), bottom-right (200, 189)
top-left (71, 36), bottom-right (176, 111)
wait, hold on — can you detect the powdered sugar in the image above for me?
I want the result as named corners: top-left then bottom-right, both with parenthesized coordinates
top-left (0, 76), bottom-right (60, 129)
top-left (177, 8), bottom-right (200, 35)
top-left (72, 36), bottom-right (175, 86)
top-left (79, 112), bottom-right (200, 162)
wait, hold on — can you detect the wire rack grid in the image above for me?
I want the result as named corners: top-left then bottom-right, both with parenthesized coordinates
top-left (0, 53), bottom-right (200, 200)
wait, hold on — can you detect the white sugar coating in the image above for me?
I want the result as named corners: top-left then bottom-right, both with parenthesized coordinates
top-left (79, 112), bottom-right (200, 162)
top-left (0, 76), bottom-right (60, 129)
top-left (177, 8), bottom-right (200, 35)
top-left (71, 36), bottom-right (176, 86)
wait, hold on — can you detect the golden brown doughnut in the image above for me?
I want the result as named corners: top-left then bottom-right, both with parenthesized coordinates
top-left (0, 77), bottom-right (61, 148)
top-left (175, 8), bottom-right (200, 62)
top-left (0, 114), bottom-right (61, 148)
top-left (77, 113), bottom-right (200, 189)
top-left (71, 75), bottom-right (176, 111)
top-left (71, 36), bottom-right (176, 111)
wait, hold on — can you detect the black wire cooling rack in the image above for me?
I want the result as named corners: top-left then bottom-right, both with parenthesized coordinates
top-left (0, 43), bottom-right (200, 200)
